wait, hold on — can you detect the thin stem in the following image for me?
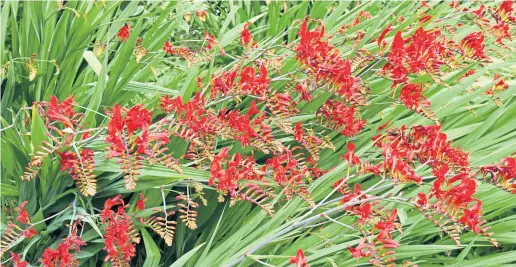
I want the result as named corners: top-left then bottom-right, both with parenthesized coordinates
top-left (160, 187), bottom-right (168, 218)
top-left (247, 256), bottom-right (277, 267)
top-left (31, 206), bottom-right (71, 226)
top-left (69, 196), bottom-right (78, 235)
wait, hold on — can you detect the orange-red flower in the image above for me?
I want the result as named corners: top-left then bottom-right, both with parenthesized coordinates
top-left (163, 40), bottom-right (174, 54)
top-left (135, 193), bottom-right (147, 211)
top-left (117, 24), bottom-right (131, 41)
top-left (101, 195), bottom-right (137, 266)
top-left (196, 10), bottom-right (208, 21)
top-left (294, 122), bottom-right (305, 143)
top-left (47, 95), bottom-right (76, 128)
top-left (399, 83), bottom-right (427, 109)
top-left (317, 100), bottom-right (366, 137)
top-left (39, 234), bottom-right (86, 267)
top-left (349, 239), bottom-right (372, 258)
top-left (460, 32), bottom-right (487, 60)
top-left (23, 228), bottom-right (38, 239)
top-left (15, 201), bottom-right (30, 224)
top-left (343, 142), bottom-right (361, 165)
top-left (289, 249), bottom-right (309, 267)
top-left (241, 22), bottom-right (255, 47)
top-left (11, 252), bottom-right (28, 267)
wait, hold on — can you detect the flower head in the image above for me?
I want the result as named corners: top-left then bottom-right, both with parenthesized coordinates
top-left (289, 249), bottom-right (309, 267)
top-left (15, 201), bottom-right (30, 224)
top-left (135, 193), bottom-right (147, 211)
top-left (163, 40), bottom-right (174, 54)
top-left (47, 95), bottom-right (76, 128)
top-left (460, 32), bottom-right (487, 60)
top-left (241, 22), bottom-right (255, 47)
top-left (11, 252), bottom-right (28, 267)
top-left (117, 24), bottom-right (131, 41)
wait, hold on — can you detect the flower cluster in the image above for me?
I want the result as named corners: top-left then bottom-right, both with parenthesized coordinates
top-left (399, 83), bottom-right (428, 110)
top-left (317, 100), bottom-right (366, 137)
top-left (100, 195), bottom-right (139, 267)
top-left (209, 148), bottom-right (263, 197)
top-left (58, 147), bottom-right (96, 196)
top-left (296, 19), bottom-right (361, 101)
top-left (372, 125), bottom-right (496, 245)
top-left (117, 24), bottom-right (131, 42)
top-left (348, 206), bottom-right (401, 266)
top-left (210, 64), bottom-right (270, 98)
top-left (39, 234), bottom-right (86, 267)
top-left (240, 22), bottom-right (256, 47)
top-left (479, 156), bottom-right (516, 193)
top-left (460, 32), bottom-right (488, 60)
top-left (46, 96), bottom-right (78, 129)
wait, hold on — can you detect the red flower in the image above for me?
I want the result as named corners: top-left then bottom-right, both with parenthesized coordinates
top-left (416, 192), bottom-right (428, 206)
top-left (135, 193), bottom-right (147, 211)
top-left (39, 234), bottom-right (86, 267)
top-left (101, 196), bottom-right (137, 266)
top-left (400, 83), bottom-right (427, 109)
top-left (294, 122), bottom-right (304, 142)
top-left (241, 22), bottom-right (255, 47)
top-left (204, 31), bottom-right (225, 55)
top-left (343, 142), bottom-right (361, 165)
top-left (317, 100), bottom-right (366, 137)
top-left (134, 123), bottom-right (150, 154)
top-left (248, 100), bottom-right (260, 116)
top-left (348, 239), bottom-right (372, 258)
top-left (432, 162), bottom-right (449, 180)
top-left (459, 200), bottom-right (483, 233)
top-left (289, 249), bottom-right (309, 267)
top-left (238, 65), bottom-right (270, 96)
top-left (209, 147), bottom-right (229, 186)
top-left (106, 104), bottom-right (125, 156)
top-left (160, 95), bottom-right (183, 113)
top-left (460, 32), bottom-right (487, 60)
top-left (296, 19), bottom-right (360, 100)
top-left (11, 252), bottom-right (28, 267)
top-left (117, 24), bottom-right (131, 42)
top-left (295, 82), bottom-right (311, 102)
top-left (124, 105), bottom-right (152, 136)
top-left (197, 77), bottom-right (203, 88)
top-left (15, 201), bottom-right (30, 224)
top-left (377, 23), bottom-right (392, 50)
top-left (405, 27), bottom-right (446, 74)
top-left (58, 151), bottom-right (77, 172)
top-left (355, 202), bottom-right (372, 224)
top-left (492, 22), bottom-right (512, 45)
top-left (473, 5), bottom-right (485, 18)
top-left (374, 209), bottom-right (398, 233)
top-left (23, 228), bottom-right (38, 239)
top-left (376, 230), bottom-right (400, 248)
top-left (388, 31), bottom-right (405, 66)
top-left (163, 40), bottom-right (174, 54)
top-left (381, 31), bottom-right (408, 86)
top-left (333, 183), bottom-right (367, 206)
top-left (47, 95), bottom-right (76, 128)
top-left (496, 0), bottom-right (516, 22)
top-left (479, 157), bottom-right (516, 193)
top-left (211, 69), bottom-right (238, 98)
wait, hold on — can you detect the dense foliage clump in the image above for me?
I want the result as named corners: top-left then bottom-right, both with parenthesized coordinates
top-left (1, 1), bottom-right (516, 266)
